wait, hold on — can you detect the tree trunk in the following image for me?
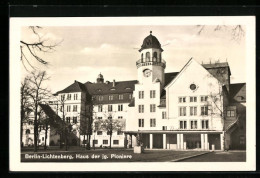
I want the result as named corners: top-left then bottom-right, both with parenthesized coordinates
top-left (109, 134), bottom-right (112, 149)
top-left (34, 108), bottom-right (38, 152)
top-left (44, 124), bottom-right (48, 150)
top-left (21, 118), bottom-right (23, 148)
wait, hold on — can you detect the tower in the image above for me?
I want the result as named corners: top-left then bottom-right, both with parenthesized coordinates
top-left (96, 73), bottom-right (104, 83)
top-left (136, 31), bottom-right (166, 87)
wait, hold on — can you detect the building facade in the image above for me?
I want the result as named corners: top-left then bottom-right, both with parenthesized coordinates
top-left (22, 32), bottom-right (246, 151)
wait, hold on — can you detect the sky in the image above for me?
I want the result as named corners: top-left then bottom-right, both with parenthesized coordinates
top-left (21, 25), bottom-right (246, 93)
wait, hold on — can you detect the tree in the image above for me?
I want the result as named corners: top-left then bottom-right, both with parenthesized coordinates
top-left (37, 108), bottom-right (51, 150)
top-left (27, 70), bottom-right (50, 152)
top-left (196, 25), bottom-right (245, 42)
top-left (20, 26), bottom-right (62, 71)
top-left (20, 77), bottom-right (33, 147)
top-left (96, 111), bottom-right (125, 149)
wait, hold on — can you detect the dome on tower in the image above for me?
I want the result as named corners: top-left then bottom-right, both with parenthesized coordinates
top-left (97, 73), bottom-right (104, 83)
top-left (139, 31), bottom-right (163, 52)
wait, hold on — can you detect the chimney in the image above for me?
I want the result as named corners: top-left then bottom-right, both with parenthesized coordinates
top-left (113, 80), bottom-right (115, 87)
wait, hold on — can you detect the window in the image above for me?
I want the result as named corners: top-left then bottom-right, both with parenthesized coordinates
top-left (42, 137), bottom-right (44, 141)
top-left (60, 106), bottom-right (63, 112)
top-left (73, 105), bottom-right (77, 112)
top-left (109, 95), bottom-right (113, 100)
top-left (74, 94), bottom-right (78, 100)
top-left (72, 117), bottom-right (77, 124)
top-left (179, 121), bottom-right (187, 129)
top-left (119, 94), bottom-right (123, 100)
top-left (179, 107), bottom-right (186, 116)
top-left (138, 105), bottom-right (144, 113)
top-left (117, 131), bottom-right (123, 135)
top-left (162, 111), bottom-right (167, 119)
top-left (67, 105), bottom-right (71, 112)
top-left (139, 91), bottom-right (144, 99)
top-left (150, 104), bottom-right (156, 112)
top-left (67, 94), bottom-right (71, 100)
top-left (66, 117), bottom-right (70, 123)
top-left (103, 140), bottom-right (108, 144)
top-left (146, 52), bottom-right (150, 60)
top-left (138, 119), bottom-right (144, 127)
top-left (179, 97), bottom-right (186, 103)
top-left (93, 140), bottom-right (98, 144)
top-left (190, 120), bottom-right (197, 129)
top-left (201, 120), bottom-right (209, 129)
top-left (108, 105), bottom-right (113, 111)
top-left (129, 94), bottom-right (132, 99)
top-left (190, 96), bottom-right (197, 102)
top-left (25, 129), bottom-right (30, 134)
top-left (150, 90), bottom-right (156, 98)
top-left (227, 110), bottom-right (235, 117)
top-left (118, 104), bottom-right (123, 111)
top-left (150, 119), bottom-right (156, 127)
top-left (60, 94), bottom-right (65, 101)
top-left (118, 116), bottom-right (123, 119)
top-left (239, 136), bottom-right (245, 145)
top-left (190, 107), bottom-right (197, 116)
top-left (28, 121), bottom-right (33, 125)
top-left (113, 140), bottom-right (119, 145)
top-left (98, 105), bottom-right (103, 112)
top-left (162, 126), bottom-right (167, 130)
top-left (98, 117), bottom-right (102, 120)
top-left (98, 96), bottom-right (103, 101)
top-left (201, 106), bottom-right (208, 116)
top-left (201, 96), bottom-right (208, 102)
top-left (97, 131), bottom-right (103, 135)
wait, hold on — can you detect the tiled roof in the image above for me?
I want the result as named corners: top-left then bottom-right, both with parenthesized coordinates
top-left (39, 104), bottom-right (63, 125)
top-left (85, 80), bottom-right (138, 95)
top-left (224, 119), bottom-right (238, 131)
top-left (229, 83), bottom-right (246, 102)
top-left (55, 80), bottom-right (86, 95)
top-left (164, 72), bottom-right (179, 87)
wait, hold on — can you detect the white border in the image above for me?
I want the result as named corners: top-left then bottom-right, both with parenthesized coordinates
top-left (10, 17), bottom-right (256, 171)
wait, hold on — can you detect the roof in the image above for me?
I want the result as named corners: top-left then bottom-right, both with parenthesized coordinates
top-left (55, 80), bottom-right (86, 95)
top-left (85, 80), bottom-right (138, 95)
top-left (39, 104), bottom-right (63, 126)
top-left (164, 72), bottom-right (179, 87)
top-left (229, 83), bottom-right (246, 102)
top-left (139, 32), bottom-right (163, 52)
top-left (224, 119), bottom-right (238, 131)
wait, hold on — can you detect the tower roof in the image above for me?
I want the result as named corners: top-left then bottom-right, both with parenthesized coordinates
top-left (139, 31), bottom-right (163, 52)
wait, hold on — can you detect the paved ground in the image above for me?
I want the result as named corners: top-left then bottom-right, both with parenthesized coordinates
top-left (179, 150), bottom-right (246, 162)
top-left (21, 147), bottom-right (208, 162)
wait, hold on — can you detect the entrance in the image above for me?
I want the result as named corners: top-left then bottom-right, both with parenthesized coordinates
top-left (185, 134), bottom-right (201, 149)
top-left (153, 134), bottom-right (163, 148)
top-left (208, 134), bottom-right (221, 150)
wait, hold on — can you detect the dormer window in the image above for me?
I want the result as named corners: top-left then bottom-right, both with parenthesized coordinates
top-left (97, 89), bottom-right (102, 92)
top-left (110, 88), bottom-right (116, 91)
top-left (125, 87), bottom-right (131, 90)
top-left (109, 95), bottom-right (113, 100)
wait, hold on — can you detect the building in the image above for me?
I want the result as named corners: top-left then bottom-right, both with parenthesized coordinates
top-left (22, 32), bottom-right (246, 151)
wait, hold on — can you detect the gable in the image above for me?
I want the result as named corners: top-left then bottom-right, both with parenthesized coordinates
top-left (165, 58), bottom-right (221, 95)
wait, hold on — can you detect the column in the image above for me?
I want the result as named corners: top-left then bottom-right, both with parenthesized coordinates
top-left (132, 135), bottom-right (137, 147)
top-left (163, 134), bottom-right (166, 149)
top-left (201, 134), bottom-right (205, 150)
top-left (220, 133), bottom-right (224, 151)
top-left (180, 134), bottom-right (183, 150)
top-left (124, 134), bottom-right (127, 148)
top-left (204, 134), bottom-right (208, 150)
top-left (149, 134), bottom-right (153, 149)
top-left (129, 134), bottom-right (132, 148)
top-left (177, 134), bottom-right (180, 149)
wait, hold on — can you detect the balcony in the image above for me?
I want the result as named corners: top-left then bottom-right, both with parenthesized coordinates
top-left (136, 58), bottom-right (166, 69)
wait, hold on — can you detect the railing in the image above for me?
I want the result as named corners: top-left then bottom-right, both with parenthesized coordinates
top-left (136, 58), bottom-right (166, 68)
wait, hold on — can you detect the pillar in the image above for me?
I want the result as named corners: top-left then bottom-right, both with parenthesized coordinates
top-left (132, 135), bottom-right (137, 147)
top-left (220, 133), bottom-right (224, 151)
top-left (201, 134), bottom-right (205, 150)
top-left (129, 134), bottom-right (132, 148)
top-left (204, 134), bottom-right (208, 150)
top-left (163, 134), bottom-right (166, 149)
top-left (180, 134), bottom-right (183, 150)
top-left (177, 134), bottom-right (180, 149)
top-left (149, 134), bottom-right (153, 149)
top-left (124, 134), bottom-right (127, 148)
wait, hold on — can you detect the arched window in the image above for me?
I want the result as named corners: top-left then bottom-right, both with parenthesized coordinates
top-left (159, 53), bottom-right (162, 62)
top-left (141, 53), bottom-right (144, 62)
top-left (146, 52), bottom-right (150, 61)
top-left (153, 52), bottom-right (158, 62)
top-left (26, 129), bottom-right (30, 134)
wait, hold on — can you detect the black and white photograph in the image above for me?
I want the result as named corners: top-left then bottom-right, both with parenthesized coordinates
top-left (9, 17), bottom-right (255, 171)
